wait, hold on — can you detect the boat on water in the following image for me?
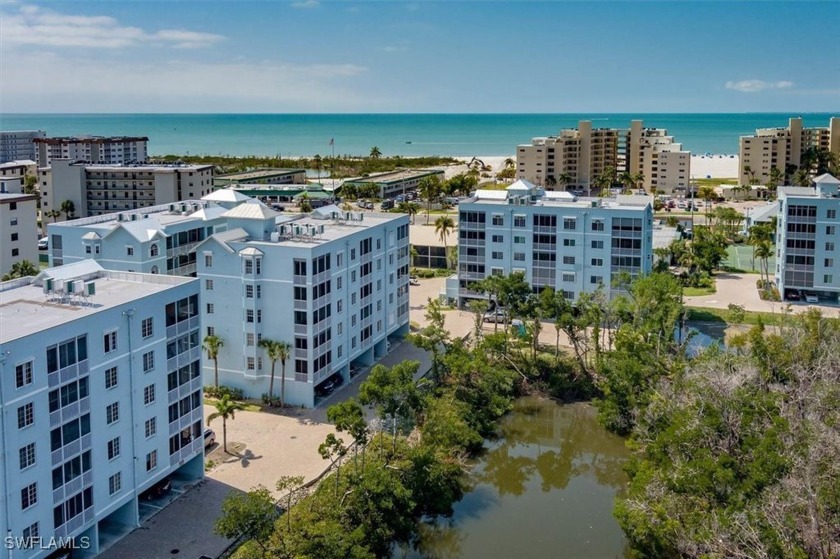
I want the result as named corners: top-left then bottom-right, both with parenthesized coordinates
top-left (406, 141), bottom-right (412, 144)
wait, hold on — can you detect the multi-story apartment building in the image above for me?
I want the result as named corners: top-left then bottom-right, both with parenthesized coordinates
top-left (33, 137), bottom-right (148, 168)
top-left (196, 203), bottom-right (410, 406)
top-left (775, 173), bottom-right (840, 303)
top-left (1, 193), bottom-right (39, 276)
top-left (38, 160), bottom-right (214, 220)
top-left (0, 131), bottom-right (45, 164)
top-left (739, 117), bottom-right (840, 185)
top-left (452, 180), bottom-right (653, 305)
top-left (0, 160), bottom-right (37, 194)
top-left (342, 170), bottom-right (446, 199)
top-left (46, 198), bottom-right (231, 273)
top-left (517, 120), bottom-right (689, 194)
top-left (0, 261), bottom-right (203, 558)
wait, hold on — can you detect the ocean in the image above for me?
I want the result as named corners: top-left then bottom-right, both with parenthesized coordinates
top-left (0, 113), bottom-right (835, 159)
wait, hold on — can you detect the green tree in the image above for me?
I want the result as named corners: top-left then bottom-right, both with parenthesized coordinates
top-left (556, 172), bottom-right (573, 191)
top-left (202, 334), bottom-right (225, 387)
top-left (359, 361), bottom-right (422, 451)
top-left (207, 394), bottom-right (247, 453)
top-left (327, 399), bottom-right (370, 469)
top-left (467, 298), bottom-right (490, 341)
top-left (2, 260), bottom-right (38, 281)
top-left (276, 475), bottom-right (306, 531)
top-left (215, 486), bottom-right (280, 555)
top-left (409, 300), bottom-right (449, 382)
top-left (766, 166), bottom-right (784, 197)
top-left (258, 338), bottom-right (291, 406)
top-left (397, 201), bottom-right (418, 224)
top-left (417, 175), bottom-right (442, 224)
top-left (698, 185), bottom-right (716, 226)
top-left (434, 215), bottom-right (456, 266)
top-left (298, 192), bottom-right (313, 213)
top-left (45, 209), bottom-right (61, 223)
top-left (318, 433), bottom-right (347, 496)
top-left (59, 199), bottom-right (75, 220)
top-left (369, 146), bottom-right (382, 159)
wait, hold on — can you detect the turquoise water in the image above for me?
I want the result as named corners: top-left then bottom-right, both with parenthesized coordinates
top-left (0, 113), bottom-right (835, 158)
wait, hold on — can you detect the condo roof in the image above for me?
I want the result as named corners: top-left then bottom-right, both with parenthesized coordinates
top-left (0, 262), bottom-right (196, 343)
top-left (344, 169), bottom-right (443, 185)
top-left (216, 169), bottom-right (305, 181)
top-left (202, 189), bottom-right (251, 203)
top-left (50, 200), bottom-right (228, 234)
top-left (222, 201), bottom-right (281, 220)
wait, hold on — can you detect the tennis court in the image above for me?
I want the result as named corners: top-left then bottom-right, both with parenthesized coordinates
top-left (725, 244), bottom-right (774, 273)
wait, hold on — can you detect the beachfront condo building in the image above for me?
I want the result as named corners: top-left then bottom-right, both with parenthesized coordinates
top-left (0, 262), bottom-right (203, 558)
top-left (33, 136), bottom-right (148, 168)
top-left (0, 131), bottom-right (45, 164)
top-left (343, 169), bottom-right (446, 199)
top-left (517, 120), bottom-right (690, 194)
top-left (38, 160), bottom-right (214, 220)
top-left (739, 117), bottom-right (840, 185)
top-left (0, 192), bottom-right (39, 277)
top-left (451, 179), bottom-right (653, 306)
top-left (196, 204), bottom-right (410, 406)
top-left (775, 174), bottom-right (840, 304)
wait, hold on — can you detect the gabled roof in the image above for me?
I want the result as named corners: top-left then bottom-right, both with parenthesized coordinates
top-left (507, 179), bottom-right (536, 191)
top-left (813, 173), bottom-right (840, 185)
top-left (81, 232), bottom-right (101, 241)
top-left (102, 220), bottom-right (166, 242)
top-left (312, 204), bottom-right (342, 219)
top-left (474, 189), bottom-right (508, 201)
top-left (202, 189), bottom-right (252, 203)
top-left (748, 202), bottom-right (779, 223)
top-left (222, 202), bottom-right (280, 220)
top-left (189, 205), bottom-right (227, 220)
top-left (35, 260), bottom-right (103, 282)
top-left (193, 227), bottom-right (249, 254)
top-left (239, 247), bottom-right (264, 257)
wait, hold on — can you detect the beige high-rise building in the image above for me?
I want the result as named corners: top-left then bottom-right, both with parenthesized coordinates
top-left (517, 120), bottom-right (689, 193)
top-left (33, 135), bottom-right (149, 167)
top-left (738, 117), bottom-right (839, 185)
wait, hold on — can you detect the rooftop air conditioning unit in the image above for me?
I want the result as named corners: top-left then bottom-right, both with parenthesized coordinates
top-left (270, 232), bottom-right (280, 242)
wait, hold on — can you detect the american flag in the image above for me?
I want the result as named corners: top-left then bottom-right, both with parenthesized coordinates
top-left (329, 138), bottom-right (334, 146)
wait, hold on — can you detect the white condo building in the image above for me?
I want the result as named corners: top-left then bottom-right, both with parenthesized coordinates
top-left (775, 174), bottom-right (840, 303)
top-left (196, 204), bottom-right (411, 407)
top-left (0, 262), bottom-right (203, 558)
top-left (38, 160), bottom-right (214, 220)
top-left (1, 193), bottom-right (39, 277)
top-left (33, 137), bottom-right (148, 168)
top-left (452, 180), bottom-right (653, 305)
top-left (0, 132), bottom-right (45, 164)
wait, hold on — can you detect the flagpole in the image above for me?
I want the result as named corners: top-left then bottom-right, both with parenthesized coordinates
top-left (331, 138), bottom-right (335, 193)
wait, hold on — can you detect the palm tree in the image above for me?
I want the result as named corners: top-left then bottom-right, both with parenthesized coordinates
top-left (556, 172), bottom-right (573, 191)
top-left (743, 165), bottom-right (755, 185)
top-left (409, 245), bottom-right (419, 267)
top-left (312, 154), bottom-right (322, 182)
top-left (503, 157), bottom-right (515, 169)
top-left (434, 215), bottom-right (456, 266)
top-left (258, 339), bottom-right (291, 406)
top-left (698, 185), bottom-right (716, 226)
top-left (397, 201), bottom-right (418, 224)
top-left (793, 169), bottom-right (811, 187)
top-left (298, 192), bottom-right (313, 213)
top-left (202, 334), bottom-right (225, 387)
top-left (2, 260), bottom-right (39, 281)
top-left (545, 175), bottom-right (557, 189)
top-left (418, 176), bottom-right (442, 225)
top-left (618, 171), bottom-right (635, 193)
top-left (207, 394), bottom-right (246, 453)
top-left (59, 200), bottom-right (75, 220)
top-left (369, 146), bottom-right (382, 159)
top-left (766, 167), bottom-right (784, 197)
top-left (45, 209), bottom-right (61, 223)
top-left (633, 172), bottom-right (645, 192)
top-left (754, 241), bottom-right (772, 286)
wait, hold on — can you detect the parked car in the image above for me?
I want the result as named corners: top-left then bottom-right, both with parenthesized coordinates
top-left (144, 478), bottom-right (172, 500)
top-left (483, 309), bottom-right (507, 323)
top-left (381, 199), bottom-right (394, 210)
top-left (395, 194), bottom-right (406, 203)
top-left (409, 276), bottom-right (420, 285)
top-left (785, 290), bottom-right (800, 301)
top-left (204, 428), bottom-right (216, 449)
top-left (315, 374), bottom-right (343, 397)
top-left (38, 237), bottom-right (48, 250)
top-left (804, 291), bottom-right (819, 304)
top-left (271, 203), bottom-right (284, 211)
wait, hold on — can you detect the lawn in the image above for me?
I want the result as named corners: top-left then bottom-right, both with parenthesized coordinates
top-left (723, 244), bottom-right (774, 274)
top-left (683, 285), bottom-right (716, 296)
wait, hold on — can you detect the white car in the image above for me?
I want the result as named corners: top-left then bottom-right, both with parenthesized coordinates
top-left (409, 276), bottom-right (420, 285)
top-left (803, 292), bottom-right (819, 304)
top-left (483, 309), bottom-right (507, 323)
top-left (38, 238), bottom-right (48, 250)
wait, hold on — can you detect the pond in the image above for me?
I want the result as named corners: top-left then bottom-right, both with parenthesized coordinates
top-left (396, 396), bottom-right (631, 559)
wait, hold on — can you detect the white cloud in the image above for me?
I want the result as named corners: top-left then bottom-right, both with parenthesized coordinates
top-left (0, 3), bottom-right (224, 49)
top-left (291, 0), bottom-right (319, 8)
top-left (725, 79), bottom-right (794, 93)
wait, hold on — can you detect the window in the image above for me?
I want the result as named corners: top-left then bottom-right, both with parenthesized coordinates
top-left (337, 300), bottom-right (343, 313)
top-left (514, 253), bottom-right (526, 261)
top-left (491, 267), bottom-right (504, 276)
top-left (146, 450), bottom-right (157, 471)
top-left (142, 351), bottom-right (155, 372)
top-left (492, 251), bottom-right (503, 259)
top-left (205, 279), bottom-right (214, 290)
top-left (563, 256), bottom-right (576, 265)
top-left (19, 443), bottom-right (35, 470)
top-left (827, 242), bottom-right (835, 252)
top-left (563, 238), bottom-right (575, 247)
top-left (245, 260), bottom-right (253, 274)
top-left (337, 252), bottom-right (344, 266)
top-left (492, 214), bottom-right (504, 226)
top-left (825, 258), bottom-right (834, 268)
top-left (562, 272), bottom-right (575, 282)
top-left (109, 473), bottom-right (122, 495)
top-left (825, 275), bottom-right (834, 284)
top-left (514, 235), bottom-right (525, 244)
top-left (246, 332), bottom-right (255, 346)
top-left (591, 220), bottom-right (605, 231)
top-left (85, 245), bottom-right (92, 254)
top-left (591, 258), bottom-right (603, 266)
top-left (105, 366), bottom-right (118, 389)
top-left (106, 402), bottom-right (119, 424)
top-left (257, 310), bottom-right (262, 323)
top-left (352, 336), bottom-right (357, 349)
top-left (11, 248), bottom-right (18, 257)
top-left (337, 277), bottom-right (342, 289)
top-left (351, 249), bottom-right (356, 260)
top-left (591, 240), bottom-right (604, 249)
top-left (21, 483), bottom-right (37, 510)
top-left (103, 331), bottom-right (117, 353)
top-left (562, 290), bottom-right (575, 300)
top-left (11, 232), bottom-right (18, 241)
top-left (513, 215), bottom-right (526, 227)
top-left (591, 276), bottom-right (603, 284)
top-left (563, 218), bottom-right (576, 230)
top-left (126, 246), bottom-right (134, 256)
top-left (17, 403), bottom-right (34, 429)
top-left (207, 303), bottom-right (214, 314)
top-left (247, 357), bottom-right (255, 370)
top-left (351, 271), bottom-right (356, 282)
top-left (828, 226), bottom-right (836, 236)
top-left (15, 361), bottom-right (33, 388)
top-left (207, 326), bottom-right (215, 337)
top-left (143, 384), bottom-right (156, 405)
top-left (492, 234), bottom-right (504, 243)
top-left (22, 524), bottom-right (38, 547)
top-left (141, 317), bottom-right (153, 338)
top-left (107, 437), bottom-right (120, 460)
top-left (10, 218), bottom-right (17, 226)
top-left (337, 323), bottom-right (343, 335)
top-left (145, 418), bottom-right (157, 438)
top-left (204, 253), bottom-right (213, 267)
top-left (828, 209), bottom-right (837, 219)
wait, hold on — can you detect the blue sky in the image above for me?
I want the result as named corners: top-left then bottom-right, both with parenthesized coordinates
top-left (1, 0), bottom-right (838, 113)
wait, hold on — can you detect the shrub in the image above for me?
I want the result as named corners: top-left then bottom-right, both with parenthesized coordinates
top-left (261, 393), bottom-right (281, 407)
top-left (204, 385), bottom-right (245, 400)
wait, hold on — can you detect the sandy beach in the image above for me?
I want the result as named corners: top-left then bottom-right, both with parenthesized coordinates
top-left (444, 154), bottom-right (739, 181)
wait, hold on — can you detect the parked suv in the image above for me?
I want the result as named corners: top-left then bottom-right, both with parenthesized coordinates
top-left (204, 428), bottom-right (216, 449)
